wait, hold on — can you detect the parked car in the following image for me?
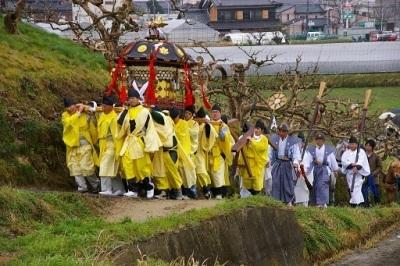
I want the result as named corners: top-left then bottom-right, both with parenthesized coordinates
top-left (306, 32), bottom-right (325, 41)
top-left (223, 32), bottom-right (286, 45)
top-left (386, 32), bottom-right (398, 41)
top-left (370, 31), bottom-right (398, 41)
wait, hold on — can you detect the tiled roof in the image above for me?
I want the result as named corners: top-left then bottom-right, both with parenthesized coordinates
top-left (211, 0), bottom-right (279, 7)
top-left (295, 4), bottom-right (325, 14)
top-left (183, 9), bottom-right (210, 24)
top-left (209, 20), bottom-right (280, 31)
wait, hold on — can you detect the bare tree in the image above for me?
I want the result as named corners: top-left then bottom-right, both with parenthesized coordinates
top-left (4, 0), bottom-right (187, 60)
top-left (3, 0), bottom-right (25, 34)
top-left (192, 45), bottom-right (381, 142)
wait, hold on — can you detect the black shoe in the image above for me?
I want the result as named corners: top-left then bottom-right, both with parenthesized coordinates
top-left (188, 185), bottom-right (197, 199)
top-left (126, 179), bottom-right (139, 193)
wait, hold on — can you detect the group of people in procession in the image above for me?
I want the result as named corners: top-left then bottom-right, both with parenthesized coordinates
top-left (62, 87), bottom-right (384, 206)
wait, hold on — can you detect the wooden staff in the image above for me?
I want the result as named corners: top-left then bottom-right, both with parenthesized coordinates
top-left (300, 81), bottom-right (326, 191)
top-left (230, 127), bottom-right (254, 179)
top-left (350, 89), bottom-right (372, 192)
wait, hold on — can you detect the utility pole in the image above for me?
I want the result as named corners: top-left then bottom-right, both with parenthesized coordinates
top-left (395, 0), bottom-right (398, 31)
top-left (305, 0), bottom-right (309, 33)
top-left (380, 2), bottom-right (383, 31)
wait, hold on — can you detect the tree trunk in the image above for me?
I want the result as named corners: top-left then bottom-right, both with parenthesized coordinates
top-left (3, 0), bottom-right (25, 34)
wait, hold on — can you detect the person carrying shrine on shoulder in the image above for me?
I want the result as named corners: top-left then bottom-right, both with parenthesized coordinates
top-left (194, 107), bottom-right (216, 199)
top-left (116, 88), bottom-right (161, 198)
top-left (170, 108), bottom-right (197, 199)
top-left (62, 97), bottom-right (100, 193)
top-left (97, 95), bottom-right (125, 196)
top-left (151, 108), bottom-right (183, 200)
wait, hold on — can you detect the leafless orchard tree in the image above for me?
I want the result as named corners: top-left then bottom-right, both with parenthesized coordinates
top-left (191, 44), bottom-right (381, 142)
top-left (2, 0), bottom-right (185, 61)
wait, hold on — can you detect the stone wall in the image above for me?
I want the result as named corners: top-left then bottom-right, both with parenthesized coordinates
top-left (113, 207), bottom-right (306, 265)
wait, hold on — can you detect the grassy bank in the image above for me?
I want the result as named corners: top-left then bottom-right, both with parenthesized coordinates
top-left (0, 19), bottom-right (108, 188)
top-left (0, 190), bottom-right (282, 265)
top-left (0, 187), bottom-right (103, 238)
top-left (0, 188), bottom-right (399, 265)
top-left (296, 204), bottom-right (400, 262)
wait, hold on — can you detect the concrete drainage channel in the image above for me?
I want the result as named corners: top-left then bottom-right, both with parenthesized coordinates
top-left (113, 207), bottom-right (306, 266)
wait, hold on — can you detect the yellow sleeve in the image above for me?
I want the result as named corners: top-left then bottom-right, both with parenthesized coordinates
top-left (89, 116), bottom-right (98, 145)
top-left (189, 121), bottom-right (199, 154)
top-left (175, 120), bottom-right (191, 155)
top-left (200, 123), bottom-right (216, 152)
top-left (61, 112), bottom-right (80, 147)
top-left (218, 124), bottom-right (233, 165)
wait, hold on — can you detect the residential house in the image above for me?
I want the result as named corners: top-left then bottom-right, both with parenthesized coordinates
top-left (294, 4), bottom-right (328, 33)
top-left (198, 0), bottom-right (283, 33)
top-left (275, 4), bottom-right (302, 35)
top-left (275, 2), bottom-right (333, 35)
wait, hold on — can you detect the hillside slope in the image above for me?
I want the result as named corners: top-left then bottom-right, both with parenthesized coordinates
top-left (0, 19), bottom-right (108, 187)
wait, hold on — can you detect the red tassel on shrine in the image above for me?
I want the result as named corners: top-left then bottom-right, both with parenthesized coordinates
top-left (200, 82), bottom-right (211, 110)
top-left (145, 48), bottom-right (158, 106)
top-left (119, 84), bottom-right (127, 104)
top-left (106, 57), bottom-right (125, 100)
top-left (183, 63), bottom-right (195, 107)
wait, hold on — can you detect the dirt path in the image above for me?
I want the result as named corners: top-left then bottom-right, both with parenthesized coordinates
top-left (332, 228), bottom-right (400, 266)
top-left (101, 198), bottom-right (219, 222)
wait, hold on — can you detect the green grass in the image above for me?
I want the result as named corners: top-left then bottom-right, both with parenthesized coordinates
top-left (287, 38), bottom-right (353, 45)
top-left (326, 86), bottom-right (400, 113)
top-left (295, 204), bottom-right (400, 262)
top-left (0, 192), bottom-right (282, 265)
top-left (0, 17), bottom-right (108, 119)
top-left (0, 188), bottom-right (399, 265)
top-left (293, 86), bottom-right (400, 113)
top-left (0, 18), bottom-right (108, 187)
top-left (0, 186), bottom-right (102, 238)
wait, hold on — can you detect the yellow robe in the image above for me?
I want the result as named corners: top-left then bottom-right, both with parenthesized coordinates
top-left (117, 105), bottom-right (161, 181)
top-left (208, 121), bottom-right (233, 188)
top-left (62, 111), bottom-right (98, 177)
top-left (196, 122), bottom-right (216, 187)
top-left (239, 135), bottom-right (269, 191)
top-left (152, 112), bottom-right (182, 190)
top-left (187, 119), bottom-right (199, 155)
top-left (97, 111), bottom-right (120, 177)
top-left (175, 119), bottom-right (197, 188)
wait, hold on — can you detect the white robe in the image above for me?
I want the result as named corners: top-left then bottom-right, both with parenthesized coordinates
top-left (295, 143), bottom-right (312, 204)
top-left (341, 148), bottom-right (370, 204)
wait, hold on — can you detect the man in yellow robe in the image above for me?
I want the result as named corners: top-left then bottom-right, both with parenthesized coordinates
top-left (208, 104), bottom-right (233, 199)
top-left (117, 89), bottom-right (161, 198)
top-left (194, 107), bottom-right (216, 199)
top-left (97, 96), bottom-right (125, 196)
top-left (239, 119), bottom-right (269, 195)
top-left (62, 97), bottom-right (99, 193)
top-left (151, 109), bottom-right (183, 199)
top-left (170, 108), bottom-right (197, 199)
